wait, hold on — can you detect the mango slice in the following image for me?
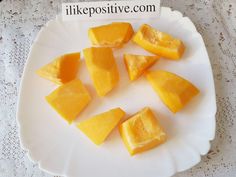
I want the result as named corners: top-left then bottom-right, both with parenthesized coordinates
top-left (119, 107), bottom-right (167, 156)
top-left (124, 54), bottom-right (159, 81)
top-left (36, 52), bottom-right (80, 84)
top-left (133, 24), bottom-right (185, 60)
top-left (46, 79), bottom-right (91, 124)
top-left (83, 47), bottom-right (119, 97)
top-left (78, 108), bottom-right (125, 145)
top-left (88, 22), bottom-right (134, 47)
top-left (146, 70), bottom-right (200, 113)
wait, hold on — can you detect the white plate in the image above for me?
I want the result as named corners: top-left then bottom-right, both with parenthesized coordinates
top-left (17, 7), bottom-right (216, 177)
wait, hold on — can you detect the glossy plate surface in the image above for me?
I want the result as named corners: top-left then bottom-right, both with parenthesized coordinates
top-left (17, 7), bottom-right (216, 177)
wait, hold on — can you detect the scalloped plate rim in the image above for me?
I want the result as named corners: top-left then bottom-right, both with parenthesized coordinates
top-left (16, 7), bottom-right (217, 177)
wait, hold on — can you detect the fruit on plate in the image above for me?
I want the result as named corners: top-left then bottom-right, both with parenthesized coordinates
top-left (133, 24), bottom-right (185, 60)
top-left (146, 70), bottom-right (200, 113)
top-left (36, 52), bottom-right (80, 84)
top-left (46, 79), bottom-right (91, 124)
top-left (78, 108), bottom-right (125, 145)
top-left (124, 54), bottom-right (159, 81)
top-left (88, 22), bottom-right (134, 47)
top-left (119, 107), bottom-right (167, 156)
top-left (83, 47), bottom-right (119, 97)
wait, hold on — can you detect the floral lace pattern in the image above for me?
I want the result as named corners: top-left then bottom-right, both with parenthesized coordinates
top-left (0, 0), bottom-right (235, 177)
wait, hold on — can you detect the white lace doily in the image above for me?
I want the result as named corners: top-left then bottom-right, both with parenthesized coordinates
top-left (0, 0), bottom-right (235, 177)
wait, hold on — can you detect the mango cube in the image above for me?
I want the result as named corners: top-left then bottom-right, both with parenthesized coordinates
top-left (124, 54), bottom-right (159, 81)
top-left (88, 22), bottom-right (134, 47)
top-left (36, 52), bottom-right (80, 84)
top-left (78, 108), bottom-right (125, 145)
top-left (119, 107), bottom-right (167, 156)
top-left (83, 47), bottom-right (119, 97)
top-left (146, 70), bottom-right (200, 113)
top-left (133, 24), bottom-right (185, 60)
top-left (46, 79), bottom-right (91, 124)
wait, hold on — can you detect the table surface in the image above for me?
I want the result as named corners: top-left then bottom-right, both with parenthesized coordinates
top-left (0, 0), bottom-right (236, 177)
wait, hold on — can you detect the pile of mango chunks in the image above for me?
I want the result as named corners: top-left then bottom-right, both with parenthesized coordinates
top-left (36, 22), bottom-right (199, 156)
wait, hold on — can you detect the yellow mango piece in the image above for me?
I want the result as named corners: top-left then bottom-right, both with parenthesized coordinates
top-left (124, 54), bottom-right (159, 81)
top-left (78, 108), bottom-right (125, 145)
top-left (83, 47), bottom-right (119, 97)
top-left (133, 24), bottom-right (185, 60)
top-left (146, 70), bottom-right (200, 113)
top-left (88, 22), bottom-right (134, 47)
top-left (46, 79), bottom-right (91, 124)
top-left (36, 52), bottom-right (80, 84)
top-left (119, 107), bottom-right (167, 156)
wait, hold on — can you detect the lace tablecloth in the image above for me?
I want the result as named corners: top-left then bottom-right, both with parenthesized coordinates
top-left (0, 0), bottom-right (235, 176)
